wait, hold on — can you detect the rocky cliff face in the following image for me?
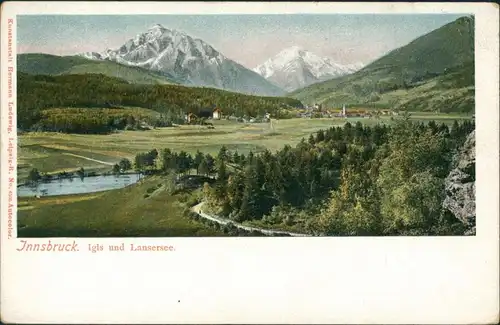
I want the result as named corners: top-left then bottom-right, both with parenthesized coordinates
top-left (443, 130), bottom-right (476, 234)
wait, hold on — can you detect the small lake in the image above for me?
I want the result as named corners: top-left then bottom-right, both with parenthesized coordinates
top-left (17, 174), bottom-right (142, 197)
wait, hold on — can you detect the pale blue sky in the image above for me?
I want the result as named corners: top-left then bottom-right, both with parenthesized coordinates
top-left (17, 14), bottom-right (466, 68)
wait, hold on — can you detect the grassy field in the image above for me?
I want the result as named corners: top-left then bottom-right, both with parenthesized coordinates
top-left (18, 175), bottom-right (223, 237)
top-left (17, 115), bottom-right (472, 180)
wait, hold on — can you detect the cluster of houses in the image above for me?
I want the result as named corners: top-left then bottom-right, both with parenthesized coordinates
top-left (236, 113), bottom-right (271, 124)
top-left (297, 104), bottom-right (399, 119)
top-left (185, 107), bottom-right (223, 123)
top-left (183, 104), bottom-right (401, 123)
top-left (184, 107), bottom-right (272, 124)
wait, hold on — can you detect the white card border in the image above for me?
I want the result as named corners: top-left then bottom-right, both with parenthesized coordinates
top-left (1, 2), bottom-right (499, 324)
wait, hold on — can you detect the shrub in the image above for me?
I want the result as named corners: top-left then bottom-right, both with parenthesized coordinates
top-left (185, 194), bottom-right (201, 207)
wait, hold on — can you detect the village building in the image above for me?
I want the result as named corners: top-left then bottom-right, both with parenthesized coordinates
top-left (212, 108), bottom-right (222, 120)
top-left (333, 104), bottom-right (348, 118)
top-left (185, 113), bottom-right (198, 123)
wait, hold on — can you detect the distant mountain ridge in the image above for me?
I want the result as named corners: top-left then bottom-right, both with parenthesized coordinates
top-left (17, 53), bottom-right (182, 85)
top-left (290, 16), bottom-right (475, 113)
top-left (77, 24), bottom-right (285, 97)
top-left (253, 46), bottom-right (363, 91)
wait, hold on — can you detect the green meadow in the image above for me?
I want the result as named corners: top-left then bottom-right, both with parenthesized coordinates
top-left (18, 175), bottom-right (222, 237)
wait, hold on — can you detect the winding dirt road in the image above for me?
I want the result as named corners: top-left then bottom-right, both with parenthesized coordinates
top-left (191, 202), bottom-right (310, 237)
top-left (62, 153), bottom-right (115, 166)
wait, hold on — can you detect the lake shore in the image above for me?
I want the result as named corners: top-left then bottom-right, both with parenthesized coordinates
top-left (17, 172), bottom-right (144, 197)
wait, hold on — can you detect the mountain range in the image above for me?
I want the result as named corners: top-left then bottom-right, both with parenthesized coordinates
top-left (77, 24), bottom-right (284, 97)
top-left (290, 16), bottom-right (475, 113)
top-left (18, 16), bottom-right (474, 113)
top-left (253, 46), bottom-right (363, 91)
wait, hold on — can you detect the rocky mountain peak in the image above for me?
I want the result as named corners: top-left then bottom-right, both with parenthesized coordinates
top-left (77, 24), bottom-right (285, 96)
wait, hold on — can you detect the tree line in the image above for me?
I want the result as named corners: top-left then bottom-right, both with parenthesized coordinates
top-left (30, 108), bottom-right (175, 134)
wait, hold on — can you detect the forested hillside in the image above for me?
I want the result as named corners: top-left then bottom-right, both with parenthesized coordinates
top-left (143, 116), bottom-right (475, 235)
top-left (17, 72), bottom-right (303, 132)
top-left (290, 16), bottom-right (475, 113)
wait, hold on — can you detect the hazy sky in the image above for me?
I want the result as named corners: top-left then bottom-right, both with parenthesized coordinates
top-left (17, 14), bottom-right (465, 68)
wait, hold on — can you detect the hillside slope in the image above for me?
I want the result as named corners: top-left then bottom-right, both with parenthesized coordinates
top-left (18, 53), bottom-right (181, 85)
top-left (290, 16), bottom-right (474, 113)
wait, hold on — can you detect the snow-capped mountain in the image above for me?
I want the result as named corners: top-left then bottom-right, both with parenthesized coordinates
top-left (77, 24), bottom-right (284, 96)
top-left (79, 51), bottom-right (104, 60)
top-left (253, 46), bottom-right (364, 92)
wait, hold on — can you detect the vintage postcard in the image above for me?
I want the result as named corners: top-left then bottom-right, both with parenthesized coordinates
top-left (1, 1), bottom-right (499, 324)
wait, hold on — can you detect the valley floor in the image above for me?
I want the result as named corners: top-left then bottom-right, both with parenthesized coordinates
top-left (18, 118), bottom-right (345, 180)
top-left (17, 114), bottom-right (469, 180)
